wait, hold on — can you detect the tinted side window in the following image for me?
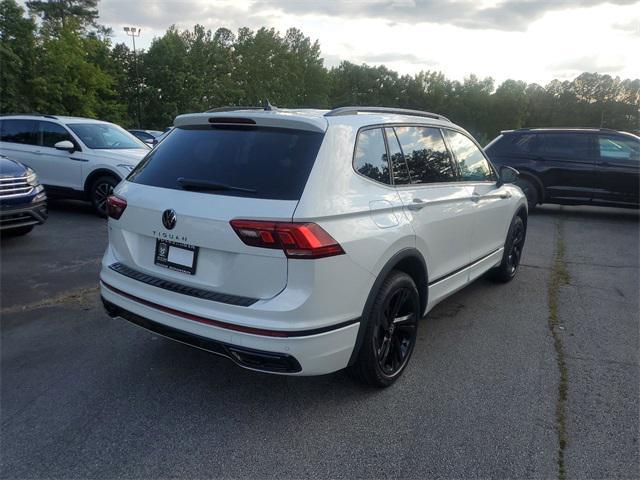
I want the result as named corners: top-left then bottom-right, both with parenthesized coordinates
top-left (394, 126), bottom-right (456, 184)
top-left (353, 128), bottom-right (390, 184)
top-left (385, 127), bottom-right (410, 185)
top-left (598, 135), bottom-right (640, 161)
top-left (444, 129), bottom-right (495, 181)
top-left (0, 119), bottom-right (37, 145)
top-left (38, 121), bottom-right (74, 148)
top-left (539, 133), bottom-right (592, 159)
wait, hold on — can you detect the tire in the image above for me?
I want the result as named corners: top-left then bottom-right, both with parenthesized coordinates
top-left (516, 178), bottom-right (539, 210)
top-left (90, 175), bottom-right (118, 217)
top-left (489, 215), bottom-right (526, 283)
top-left (348, 270), bottom-right (420, 387)
top-left (4, 225), bottom-right (34, 236)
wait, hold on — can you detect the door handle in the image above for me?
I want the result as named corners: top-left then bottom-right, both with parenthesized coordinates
top-left (406, 198), bottom-right (426, 211)
top-left (471, 192), bottom-right (481, 202)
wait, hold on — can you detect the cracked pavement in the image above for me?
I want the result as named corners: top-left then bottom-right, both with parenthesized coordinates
top-left (1, 201), bottom-right (638, 479)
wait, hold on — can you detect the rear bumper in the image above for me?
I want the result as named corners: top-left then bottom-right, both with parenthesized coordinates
top-left (0, 200), bottom-right (47, 230)
top-left (100, 280), bottom-right (360, 376)
top-left (102, 296), bottom-right (303, 373)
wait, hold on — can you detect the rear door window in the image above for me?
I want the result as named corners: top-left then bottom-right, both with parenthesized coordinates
top-left (539, 133), bottom-right (593, 160)
top-left (129, 125), bottom-right (325, 200)
top-left (0, 119), bottom-right (37, 145)
top-left (353, 128), bottom-right (390, 184)
top-left (443, 129), bottom-right (496, 182)
top-left (394, 126), bottom-right (457, 184)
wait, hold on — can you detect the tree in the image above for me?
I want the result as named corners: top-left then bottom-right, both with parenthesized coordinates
top-left (26, 0), bottom-right (98, 34)
top-left (0, 0), bottom-right (37, 113)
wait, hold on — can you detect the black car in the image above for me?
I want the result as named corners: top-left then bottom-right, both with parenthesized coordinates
top-left (0, 155), bottom-right (47, 235)
top-left (485, 128), bottom-right (640, 209)
top-left (128, 129), bottom-right (163, 146)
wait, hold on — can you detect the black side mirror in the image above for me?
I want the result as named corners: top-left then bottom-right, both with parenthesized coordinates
top-left (498, 165), bottom-right (519, 187)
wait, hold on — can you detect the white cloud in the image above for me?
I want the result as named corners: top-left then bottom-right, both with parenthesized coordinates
top-left (90, 0), bottom-right (640, 84)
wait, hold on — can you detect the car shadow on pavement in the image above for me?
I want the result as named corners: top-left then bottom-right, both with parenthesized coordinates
top-left (532, 204), bottom-right (639, 223)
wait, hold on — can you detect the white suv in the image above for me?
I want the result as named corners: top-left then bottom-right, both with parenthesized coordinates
top-left (0, 115), bottom-right (150, 216)
top-left (100, 106), bottom-right (527, 387)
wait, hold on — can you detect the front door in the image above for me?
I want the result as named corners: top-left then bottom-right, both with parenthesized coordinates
top-left (33, 121), bottom-right (84, 190)
top-left (443, 129), bottom-right (514, 269)
top-left (594, 133), bottom-right (640, 207)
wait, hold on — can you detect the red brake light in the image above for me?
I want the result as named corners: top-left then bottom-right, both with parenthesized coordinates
top-left (230, 220), bottom-right (344, 259)
top-left (107, 195), bottom-right (127, 220)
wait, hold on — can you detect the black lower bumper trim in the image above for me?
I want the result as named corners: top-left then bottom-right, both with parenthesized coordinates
top-left (102, 297), bottom-right (302, 373)
top-left (0, 201), bottom-right (48, 230)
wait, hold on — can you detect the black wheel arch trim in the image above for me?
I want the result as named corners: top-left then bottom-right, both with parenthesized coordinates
top-left (347, 248), bottom-right (428, 367)
top-left (83, 168), bottom-right (122, 195)
top-left (516, 171), bottom-right (545, 203)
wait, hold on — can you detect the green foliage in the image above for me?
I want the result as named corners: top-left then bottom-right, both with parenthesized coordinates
top-left (0, 0), bottom-right (638, 137)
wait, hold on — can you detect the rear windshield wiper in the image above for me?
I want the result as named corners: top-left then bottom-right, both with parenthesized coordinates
top-left (177, 177), bottom-right (257, 193)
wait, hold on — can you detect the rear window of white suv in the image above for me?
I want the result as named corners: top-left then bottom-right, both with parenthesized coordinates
top-left (128, 125), bottom-right (325, 200)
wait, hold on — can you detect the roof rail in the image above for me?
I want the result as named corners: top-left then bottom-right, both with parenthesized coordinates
top-left (0, 113), bottom-right (58, 119)
top-left (511, 126), bottom-right (620, 133)
top-left (325, 106), bottom-right (450, 122)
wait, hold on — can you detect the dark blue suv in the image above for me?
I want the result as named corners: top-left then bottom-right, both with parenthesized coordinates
top-left (0, 154), bottom-right (47, 235)
top-left (485, 128), bottom-right (640, 210)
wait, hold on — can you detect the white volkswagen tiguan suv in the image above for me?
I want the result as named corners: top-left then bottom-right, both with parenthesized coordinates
top-left (0, 115), bottom-right (150, 216)
top-left (100, 106), bottom-right (527, 387)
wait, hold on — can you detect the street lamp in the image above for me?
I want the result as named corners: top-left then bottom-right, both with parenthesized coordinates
top-left (124, 26), bottom-right (142, 128)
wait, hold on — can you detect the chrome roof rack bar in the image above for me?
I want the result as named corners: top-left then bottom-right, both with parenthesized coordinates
top-left (324, 106), bottom-right (449, 122)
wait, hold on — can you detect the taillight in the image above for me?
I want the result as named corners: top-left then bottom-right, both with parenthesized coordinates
top-left (230, 220), bottom-right (344, 259)
top-left (107, 195), bottom-right (127, 220)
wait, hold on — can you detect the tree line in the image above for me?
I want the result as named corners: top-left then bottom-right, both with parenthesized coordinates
top-left (1, 0), bottom-right (638, 143)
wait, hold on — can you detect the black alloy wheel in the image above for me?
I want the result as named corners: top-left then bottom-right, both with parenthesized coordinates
top-left (489, 215), bottom-right (526, 283)
top-left (349, 270), bottom-right (421, 387)
top-left (91, 176), bottom-right (118, 217)
top-left (374, 286), bottom-right (419, 376)
top-left (506, 217), bottom-right (525, 275)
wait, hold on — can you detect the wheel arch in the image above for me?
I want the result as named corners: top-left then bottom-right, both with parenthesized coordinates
top-left (83, 168), bottom-right (122, 195)
top-left (347, 248), bottom-right (428, 366)
top-left (517, 170), bottom-right (545, 203)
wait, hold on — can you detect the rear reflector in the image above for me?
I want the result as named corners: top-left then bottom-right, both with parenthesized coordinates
top-left (230, 220), bottom-right (344, 259)
top-left (107, 195), bottom-right (127, 220)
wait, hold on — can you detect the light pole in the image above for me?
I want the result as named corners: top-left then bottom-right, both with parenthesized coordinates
top-left (124, 26), bottom-right (142, 128)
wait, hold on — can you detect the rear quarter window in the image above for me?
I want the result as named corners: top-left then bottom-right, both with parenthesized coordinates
top-left (128, 125), bottom-right (325, 200)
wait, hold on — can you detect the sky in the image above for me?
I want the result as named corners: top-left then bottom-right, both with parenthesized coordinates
top-left (99, 0), bottom-right (640, 86)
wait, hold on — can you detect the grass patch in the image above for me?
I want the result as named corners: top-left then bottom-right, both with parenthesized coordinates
top-left (548, 219), bottom-right (570, 480)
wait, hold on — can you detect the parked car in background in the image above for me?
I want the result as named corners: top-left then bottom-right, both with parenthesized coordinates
top-left (101, 106), bottom-right (527, 387)
top-left (0, 154), bottom-right (47, 235)
top-left (0, 115), bottom-right (150, 216)
top-left (485, 128), bottom-right (640, 209)
top-left (128, 129), bottom-right (163, 146)
top-left (154, 127), bottom-right (174, 144)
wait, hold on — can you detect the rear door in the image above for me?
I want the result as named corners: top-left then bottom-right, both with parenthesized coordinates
top-left (537, 132), bottom-right (598, 202)
top-left (594, 133), bottom-right (640, 206)
top-left (0, 119), bottom-right (40, 171)
top-left (112, 124), bottom-right (325, 300)
top-left (390, 125), bottom-right (473, 284)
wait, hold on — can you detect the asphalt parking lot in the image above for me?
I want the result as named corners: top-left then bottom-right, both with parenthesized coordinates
top-left (1, 200), bottom-right (638, 479)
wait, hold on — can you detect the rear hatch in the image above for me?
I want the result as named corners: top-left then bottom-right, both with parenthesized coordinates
top-left (109, 114), bottom-right (326, 300)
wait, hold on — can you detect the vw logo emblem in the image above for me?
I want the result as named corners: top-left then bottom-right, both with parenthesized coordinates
top-left (162, 209), bottom-right (177, 230)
